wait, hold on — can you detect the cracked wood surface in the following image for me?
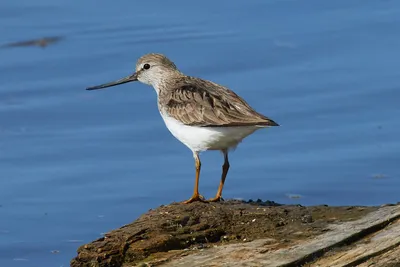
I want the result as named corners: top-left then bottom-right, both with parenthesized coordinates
top-left (159, 205), bottom-right (400, 267)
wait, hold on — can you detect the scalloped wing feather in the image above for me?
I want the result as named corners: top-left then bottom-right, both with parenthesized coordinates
top-left (160, 77), bottom-right (279, 127)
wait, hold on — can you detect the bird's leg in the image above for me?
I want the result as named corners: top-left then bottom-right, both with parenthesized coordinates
top-left (183, 152), bottom-right (206, 204)
top-left (208, 150), bottom-right (230, 202)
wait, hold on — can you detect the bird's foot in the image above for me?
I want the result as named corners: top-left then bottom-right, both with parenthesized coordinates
top-left (208, 195), bottom-right (224, 202)
top-left (182, 194), bottom-right (207, 204)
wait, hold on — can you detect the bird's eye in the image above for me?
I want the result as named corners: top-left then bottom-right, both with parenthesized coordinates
top-left (143, 64), bottom-right (151, 70)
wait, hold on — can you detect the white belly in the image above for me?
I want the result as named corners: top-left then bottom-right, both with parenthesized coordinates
top-left (161, 113), bottom-right (265, 152)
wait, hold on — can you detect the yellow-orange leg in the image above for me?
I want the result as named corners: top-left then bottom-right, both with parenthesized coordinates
top-left (208, 150), bottom-right (230, 202)
top-left (183, 152), bottom-right (206, 204)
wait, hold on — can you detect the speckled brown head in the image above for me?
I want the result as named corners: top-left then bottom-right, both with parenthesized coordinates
top-left (86, 53), bottom-right (180, 90)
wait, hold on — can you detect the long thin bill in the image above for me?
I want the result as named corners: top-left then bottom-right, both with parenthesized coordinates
top-left (86, 72), bottom-right (138, 90)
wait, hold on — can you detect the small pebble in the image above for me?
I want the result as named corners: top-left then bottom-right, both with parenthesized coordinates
top-left (301, 214), bottom-right (313, 223)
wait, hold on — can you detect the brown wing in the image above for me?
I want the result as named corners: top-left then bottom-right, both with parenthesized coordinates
top-left (162, 77), bottom-right (279, 127)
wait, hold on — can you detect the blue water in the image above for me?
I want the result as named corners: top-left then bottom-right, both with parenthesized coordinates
top-left (1, 0), bottom-right (399, 266)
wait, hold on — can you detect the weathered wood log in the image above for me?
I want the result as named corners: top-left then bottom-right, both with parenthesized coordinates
top-left (160, 204), bottom-right (400, 267)
top-left (70, 201), bottom-right (400, 267)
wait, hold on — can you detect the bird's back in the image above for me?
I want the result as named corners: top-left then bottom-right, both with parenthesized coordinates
top-left (158, 76), bottom-right (279, 128)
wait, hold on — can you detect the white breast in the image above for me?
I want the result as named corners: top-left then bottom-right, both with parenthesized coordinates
top-left (160, 112), bottom-right (265, 152)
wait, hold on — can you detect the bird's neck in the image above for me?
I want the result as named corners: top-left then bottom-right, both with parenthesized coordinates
top-left (152, 71), bottom-right (185, 96)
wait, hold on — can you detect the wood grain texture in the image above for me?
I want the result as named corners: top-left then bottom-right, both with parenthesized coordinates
top-left (159, 205), bottom-right (400, 267)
